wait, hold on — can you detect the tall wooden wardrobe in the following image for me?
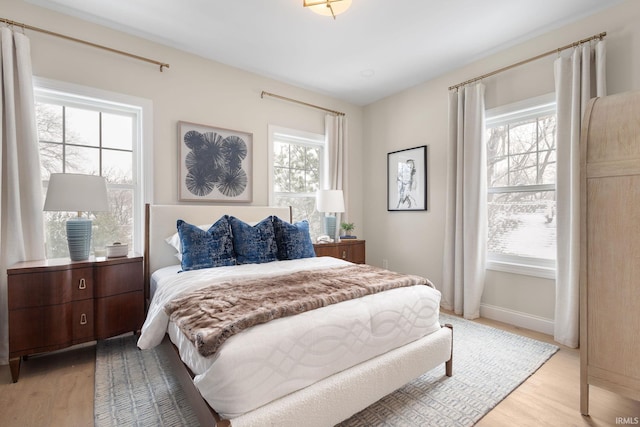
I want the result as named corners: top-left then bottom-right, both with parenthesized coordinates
top-left (580, 90), bottom-right (640, 414)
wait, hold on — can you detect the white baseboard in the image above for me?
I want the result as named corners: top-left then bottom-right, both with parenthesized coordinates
top-left (479, 303), bottom-right (554, 336)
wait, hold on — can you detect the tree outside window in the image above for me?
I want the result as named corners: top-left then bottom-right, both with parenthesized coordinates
top-left (486, 96), bottom-right (557, 276)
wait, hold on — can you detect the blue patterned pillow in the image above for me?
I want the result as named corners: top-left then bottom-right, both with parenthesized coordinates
top-left (229, 216), bottom-right (278, 264)
top-left (177, 216), bottom-right (236, 271)
top-left (273, 217), bottom-right (316, 260)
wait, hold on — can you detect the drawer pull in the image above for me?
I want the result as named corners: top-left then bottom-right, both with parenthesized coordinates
top-left (78, 278), bottom-right (86, 290)
top-left (342, 250), bottom-right (347, 259)
top-left (80, 313), bottom-right (87, 325)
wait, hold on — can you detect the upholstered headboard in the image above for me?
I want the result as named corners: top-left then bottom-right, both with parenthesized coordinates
top-left (144, 203), bottom-right (292, 304)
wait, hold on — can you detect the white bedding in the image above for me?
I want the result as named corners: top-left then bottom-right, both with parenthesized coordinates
top-left (149, 264), bottom-right (180, 300)
top-left (138, 257), bottom-right (442, 419)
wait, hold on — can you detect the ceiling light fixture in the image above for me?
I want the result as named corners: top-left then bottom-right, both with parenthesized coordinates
top-left (303, 0), bottom-right (352, 19)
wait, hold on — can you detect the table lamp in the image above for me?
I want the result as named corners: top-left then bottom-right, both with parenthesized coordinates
top-left (43, 173), bottom-right (110, 261)
top-left (316, 189), bottom-right (345, 240)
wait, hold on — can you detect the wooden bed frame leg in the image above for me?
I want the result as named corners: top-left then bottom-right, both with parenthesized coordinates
top-left (444, 323), bottom-right (453, 377)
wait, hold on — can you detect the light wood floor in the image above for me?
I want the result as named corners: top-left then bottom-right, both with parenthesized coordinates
top-left (1, 317), bottom-right (638, 427)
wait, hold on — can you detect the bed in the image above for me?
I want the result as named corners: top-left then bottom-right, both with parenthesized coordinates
top-left (138, 203), bottom-right (453, 427)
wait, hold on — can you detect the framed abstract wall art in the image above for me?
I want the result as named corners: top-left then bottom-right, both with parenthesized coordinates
top-left (178, 121), bottom-right (253, 202)
top-left (387, 145), bottom-right (427, 211)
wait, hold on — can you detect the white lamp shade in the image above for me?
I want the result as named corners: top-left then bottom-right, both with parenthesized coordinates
top-left (44, 173), bottom-right (110, 213)
top-left (316, 189), bottom-right (345, 213)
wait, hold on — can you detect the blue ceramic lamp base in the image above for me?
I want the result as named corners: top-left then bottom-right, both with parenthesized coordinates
top-left (66, 218), bottom-right (92, 261)
top-left (323, 215), bottom-right (337, 240)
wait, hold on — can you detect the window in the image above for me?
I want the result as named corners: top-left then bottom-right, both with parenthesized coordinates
top-left (268, 126), bottom-right (325, 238)
top-left (35, 78), bottom-right (151, 258)
top-left (485, 94), bottom-right (556, 278)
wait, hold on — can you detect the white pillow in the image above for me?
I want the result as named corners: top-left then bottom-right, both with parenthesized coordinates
top-left (165, 223), bottom-right (212, 259)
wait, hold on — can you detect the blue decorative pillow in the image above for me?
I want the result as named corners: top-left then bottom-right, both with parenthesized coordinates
top-left (273, 216), bottom-right (316, 260)
top-left (177, 216), bottom-right (236, 271)
top-left (229, 216), bottom-right (278, 264)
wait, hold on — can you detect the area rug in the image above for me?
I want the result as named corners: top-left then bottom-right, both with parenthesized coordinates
top-left (338, 314), bottom-right (559, 426)
top-left (94, 335), bottom-right (199, 427)
top-left (94, 314), bottom-right (558, 426)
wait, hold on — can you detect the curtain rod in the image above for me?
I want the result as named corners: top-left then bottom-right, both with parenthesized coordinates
top-left (261, 91), bottom-right (345, 116)
top-left (0, 16), bottom-right (170, 72)
top-left (449, 31), bottom-right (606, 91)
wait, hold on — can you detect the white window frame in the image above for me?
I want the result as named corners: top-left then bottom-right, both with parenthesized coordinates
top-left (34, 77), bottom-right (153, 254)
top-left (485, 93), bottom-right (556, 279)
top-left (268, 124), bottom-right (325, 222)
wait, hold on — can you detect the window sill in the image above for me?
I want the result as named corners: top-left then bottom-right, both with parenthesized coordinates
top-left (486, 260), bottom-right (555, 280)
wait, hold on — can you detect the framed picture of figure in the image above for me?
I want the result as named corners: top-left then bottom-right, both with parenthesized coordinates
top-left (387, 145), bottom-right (427, 211)
top-left (178, 121), bottom-right (253, 202)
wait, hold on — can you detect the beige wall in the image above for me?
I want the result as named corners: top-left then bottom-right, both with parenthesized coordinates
top-left (3, 0), bottom-right (364, 233)
top-left (362, 0), bottom-right (640, 331)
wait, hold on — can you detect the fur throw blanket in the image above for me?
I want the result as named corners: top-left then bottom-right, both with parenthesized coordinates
top-left (165, 264), bottom-right (433, 357)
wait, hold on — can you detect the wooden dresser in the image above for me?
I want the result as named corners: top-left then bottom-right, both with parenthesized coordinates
top-left (313, 239), bottom-right (365, 264)
top-left (7, 254), bottom-right (143, 382)
top-left (580, 90), bottom-right (640, 414)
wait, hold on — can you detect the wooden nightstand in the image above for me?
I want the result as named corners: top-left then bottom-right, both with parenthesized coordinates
top-left (7, 254), bottom-right (143, 382)
top-left (313, 239), bottom-right (366, 264)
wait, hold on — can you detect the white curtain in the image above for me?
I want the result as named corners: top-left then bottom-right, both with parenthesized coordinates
top-left (442, 83), bottom-right (487, 319)
top-left (554, 40), bottom-right (606, 348)
top-left (325, 114), bottom-right (347, 241)
top-left (0, 28), bottom-right (46, 364)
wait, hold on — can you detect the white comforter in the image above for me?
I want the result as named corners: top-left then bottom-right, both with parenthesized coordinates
top-left (138, 257), bottom-right (442, 419)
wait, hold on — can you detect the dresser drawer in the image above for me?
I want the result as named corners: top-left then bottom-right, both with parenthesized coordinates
top-left (72, 299), bottom-right (94, 342)
top-left (9, 304), bottom-right (73, 354)
top-left (313, 244), bottom-right (341, 258)
top-left (95, 260), bottom-right (143, 297)
top-left (313, 240), bottom-right (366, 264)
top-left (95, 291), bottom-right (144, 339)
top-left (8, 267), bottom-right (94, 309)
top-left (9, 299), bottom-right (95, 355)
